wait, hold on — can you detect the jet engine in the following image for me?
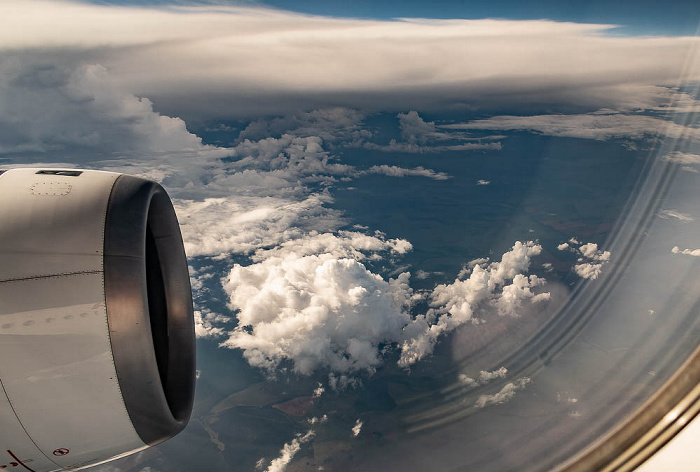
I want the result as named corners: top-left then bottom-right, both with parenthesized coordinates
top-left (0, 168), bottom-right (195, 471)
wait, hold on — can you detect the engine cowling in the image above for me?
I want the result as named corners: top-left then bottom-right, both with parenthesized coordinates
top-left (0, 168), bottom-right (195, 471)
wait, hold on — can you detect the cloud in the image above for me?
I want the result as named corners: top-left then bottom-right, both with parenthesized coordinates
top-left (351, 419), bottom-right (363, 437)
top-left (399, 241), bottom-right (549, 367)
top-left (263, 430), bottom-right (315, 472)
top-left (658, 209), bottom-right (694, 222)
top-left (176, 194), bottom-right (342, 257)
top-left (365, 165), bottom-right (449, 180)
top-left (573, 263), bottom-right (605, 280)
top-left (443, 112), bottom-right (700, 142)
top-left (662, 151), bottom-right (700, 172)
top-left (0, 62), bottom-right (227, 160)
top-left (663, 151), bottom-right (700, 165)
top-left (221, 232), bottom-right (415, 375)
top-left (307, 415), bottom-right (328, 425)
top-left (474, 378), bottom-right (531, 409)
top-left (578, 243), bottom-right (611, 262)
top-left (458, 367), bottom-right (508, 386)
top-left (398, 111), bottom-right (450, 144)
top-left (672, 246), bottom-right (700, 257)
top-left (2, 1), bottom-right (699, 120)
top-left (238, 108), bottom-right (370, 144)
top-left (457, 257), bottom-right (491, 278)
top-left (559, 240), bottom-right (612, 280)
top-left (219, 235), bottom-right (548, 377)
top-left (194, 309), bottom-right (230, 339)
top-left (362, 140), bottom-right (501, 153)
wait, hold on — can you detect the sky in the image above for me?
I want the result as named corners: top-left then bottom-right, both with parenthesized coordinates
top-left (91, 0), bottom-right (700, 35)
top-left (1, 1), bottom-right (699, 471)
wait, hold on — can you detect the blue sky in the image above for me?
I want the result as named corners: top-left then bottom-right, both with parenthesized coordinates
top-left (93, 0), bottom-right (700, 35)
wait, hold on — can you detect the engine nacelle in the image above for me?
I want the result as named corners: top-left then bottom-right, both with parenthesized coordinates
top-left (0, 168), bottom-right (195, 471)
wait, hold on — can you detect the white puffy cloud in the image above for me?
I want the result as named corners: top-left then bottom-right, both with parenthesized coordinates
top-left (264, 430), bottom-right (315, 472)
top-left (576, 245), bottom-right (611, 280)
top-left (459, 367), bottom-right (508, 386)
top-left (221, 232), bottom-right (414, 375)
top-left (495, 274), bottom-right (551, 316)
top-left (672, 246), bottom-right (700, 257)
top-left (194, 309), bottom-right (230, 339)
top-left (561, 240), bottom-right (612, 280)
top-left (399, 241), bottom-right (549, 367)
top-left (219, 235), bottom-right (549, 376)
top-left (573, 263), bottom-right (606, 280)
top-left (2, 1), bottom-right (699, 120)
top-left (457, 257), bottom-right (491, 279)
top-left (578, 243), bottom-right (611, 262)
top-left (474, 378), bottom-right (532, 409)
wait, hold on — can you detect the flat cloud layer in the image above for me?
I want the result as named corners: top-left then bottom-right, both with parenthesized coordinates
top-left (1, 0), bottom-right (699, 119)
top-left (444, 112), bottom-right (700, 142)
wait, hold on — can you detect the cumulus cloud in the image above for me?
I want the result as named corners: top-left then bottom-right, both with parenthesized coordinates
top-left (444, 112), bottom-right (700, 142)
top-left (218, 237), bottom-right (548, 377)
top-left (2, 1), bottom-right (699, 120)
top-left (578, 243), bottom-right (612, 262)
top-left (221, 232), bottom-right (415, 375)
top-left (574, 263), bottom-right (605, 280)
top-left (194, 309), bottom-right (230, 339)
top-left (474, 378), bottom-right (532, 409)
top-left (563, 241), bottom-right (612, 280)
top-left (672, 246), bottom-right (700, 257)
top-left (458, 367), bottom-right (508, 386)
top-left (398, 111), bottom-right (450, 144)
top-left (264, 430), bottom-right (315, 472)
top-left (399, 241), bottom-right (549, 367)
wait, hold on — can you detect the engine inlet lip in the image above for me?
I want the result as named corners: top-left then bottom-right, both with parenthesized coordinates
top-left (103, 175), bottom-right (195, 446)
